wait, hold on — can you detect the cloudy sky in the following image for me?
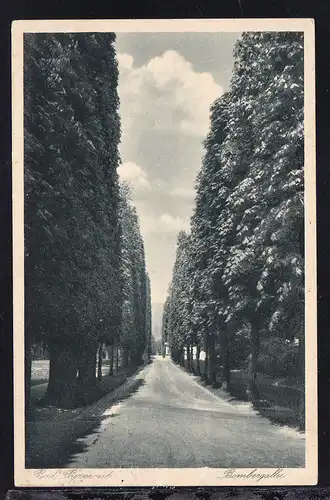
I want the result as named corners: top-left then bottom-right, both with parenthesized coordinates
top-left (116, 32), bottom-right (242, 306)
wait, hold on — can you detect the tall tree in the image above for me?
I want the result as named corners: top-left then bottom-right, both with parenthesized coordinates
top-left (24, 33), bottom-right (122, 408)
top-left (118, 184), bottom-right (150, 369)
top-left (221, 32), bottom-right (304, 398)
top-left (190, 93), bottom-right (232, 387)
top-left (164, 32), bottom-right (304, 405)
top-left (163, 232), bottom-right (192, 368)
top-left (145, 274), bottom-right (153, 362)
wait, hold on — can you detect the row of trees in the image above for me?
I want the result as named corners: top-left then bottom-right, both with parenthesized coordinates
top-left (24, 33), bottom-right (152, 410)
top-left (163, 32), bottom-right (305, 402)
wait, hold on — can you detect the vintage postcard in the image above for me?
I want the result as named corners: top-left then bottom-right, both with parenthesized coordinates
top-left (12, 19), bottom-right (317, 487)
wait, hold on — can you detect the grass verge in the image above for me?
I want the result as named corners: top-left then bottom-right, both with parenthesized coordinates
top-left (181, 360), bottom-right (304, 431)
top-left (26, 365), bottom-right (146, 468)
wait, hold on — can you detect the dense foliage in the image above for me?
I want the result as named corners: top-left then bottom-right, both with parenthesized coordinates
top-left (119, 184), bottom-right (151, 368)
top-left (163, 32), bottom-right (305, 406)
top-left (24, 33), bottom-right (151, 409)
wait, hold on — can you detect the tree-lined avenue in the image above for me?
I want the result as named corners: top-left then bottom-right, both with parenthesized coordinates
top-left (68, 356), bottom-right (305, 468)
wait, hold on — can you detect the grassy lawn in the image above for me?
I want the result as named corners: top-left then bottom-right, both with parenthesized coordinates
top-left (31, 359), bottom-right (112, 386)
top-left (30, 359), bottom-right (127, 408)
top-left (187, 360), bottom-right (304, 430)
top-left (31, 378), bottom-right (48, 387)
top-left (31, 360), bottom-right (50, 382)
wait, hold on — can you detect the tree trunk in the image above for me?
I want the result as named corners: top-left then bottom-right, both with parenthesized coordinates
top-left (203, 331), bottom-right (209, 384)
top-left (248, 320), bottom-right (260, 401)
top-left (186, 345), bottom-right (191, 371)
top-left (208, 333), bottom-right (217, 388)
top-left (190, 345), bottom-right (195, 374)
top-left (298, 331), bottom-right (305, 429)
top-left (122, 346), bottom-right (129, 369)
top-left (76, 342), bottom-right (97, 406)
top-left (43, 342), bottom-right (78, 408)
top-left (222, 328), bottom-right (231, 390)
top-left (116, 346), bottom-right (120, 372)
top-left (25, 340), bottom-right (32, 420)
top-left (97, 343), bottom-right (103, 381)
top-left (108, 345), bottom-right (114, 376)
top-left (196, 343), bottom-right (201, 377)
top-left (179, 348), bottom-right (184, 367)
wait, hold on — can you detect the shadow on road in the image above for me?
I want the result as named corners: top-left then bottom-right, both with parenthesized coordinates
top-left (66, 377), bottom-right (146, 465)
top-left (26, 373), bottom-right (146, 468)
top-left (223, 376), bottom-right (304, 430)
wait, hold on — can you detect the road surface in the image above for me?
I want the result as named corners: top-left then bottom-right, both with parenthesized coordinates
top-left (67, 356), bottom-right (305, 468)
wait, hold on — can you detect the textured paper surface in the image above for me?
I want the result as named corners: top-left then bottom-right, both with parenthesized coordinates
top-left (12, 18), bottom-right (317, 487)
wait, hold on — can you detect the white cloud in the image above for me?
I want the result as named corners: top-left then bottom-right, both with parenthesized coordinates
top-left (117, 50), bottom-right (223, 139)
top-left (170, 187), bottom-right (196, 199)
top-left (116, 48), bottom-right (221, 304)
top-left (117, 161), bottom-right (151, 190)
top-left (133, 202), bottom-right (190, 236)
top-left (117, 52), bottom-right (134, 70)
top-left (159, 214), bottom-right (190, 233)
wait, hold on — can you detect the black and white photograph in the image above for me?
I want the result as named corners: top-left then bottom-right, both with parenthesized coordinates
top-left (12, 19), bottom-right (317, 487)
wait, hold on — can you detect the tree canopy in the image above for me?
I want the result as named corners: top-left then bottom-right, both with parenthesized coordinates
top-left (24, 33), bottom-right (151, 408)
top-left (163, 32), bottom-right (304, 403)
